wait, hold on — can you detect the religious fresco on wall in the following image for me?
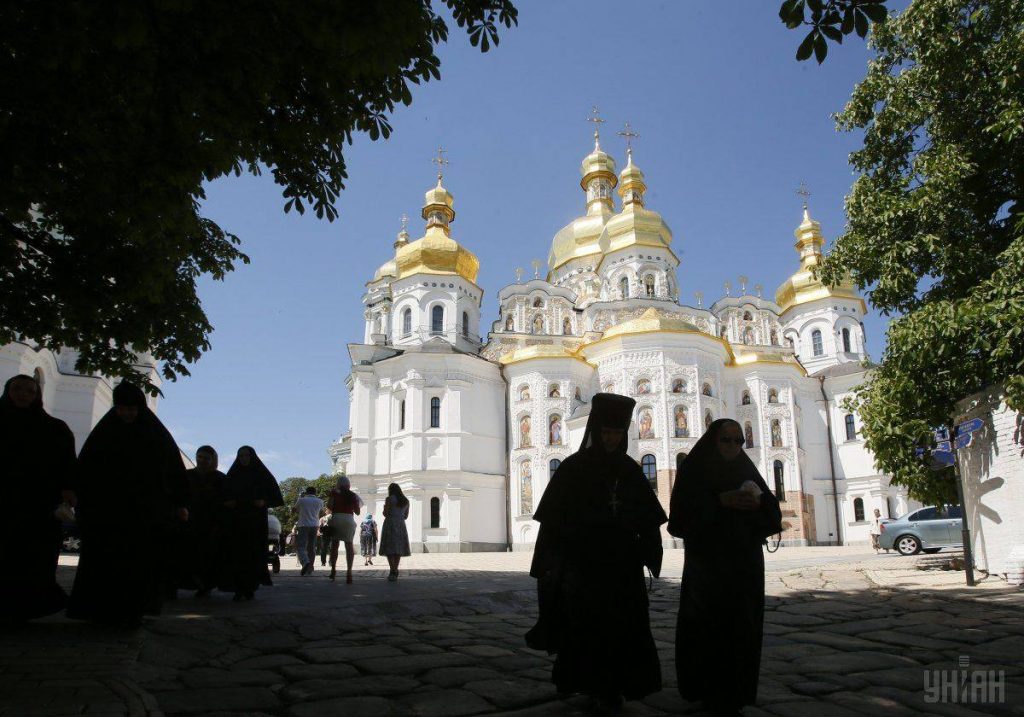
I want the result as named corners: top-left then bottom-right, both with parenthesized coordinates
top-left (674, 406), bottom-right (689, 438)
top-left (638, 408), bottom-right (655, 439)
top-left (520, 414), bottom-right (532, 448)
top-left (745, 422), bottom-right (754, 447)
top-left (549, 414), bottom-right (562, 445)
top-left (771, 420), bottom-right (783, 447)
top-left (671, 378), bottom-right (685, 393)
top-left (636, 378), bottom-right (652, 395)
top-left (742, 391), bottom-right (751, 405)
top-left (548, 384), bottom-right (560, 398)
top-left (702, 383), bottom-right (713, 397)
top-left (520, 461), bottom-right (532, 515)
top-left (505, 315), bottom-right (514, 331)
top-left (704, 410), bottom-right (713, 432)
top-left (532, 315), bottom-right (544, 334)
top-left (519, 385), bottom-right (530, 401)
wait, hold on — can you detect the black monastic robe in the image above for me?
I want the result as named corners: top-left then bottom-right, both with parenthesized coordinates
top-left (528, 442), bottom-right (667, 700)
top-left (173, 467), bottom-right (226, 591)
top-left (220, 450), bottom-right (282, 596)
top-left (668, 419), bottom-right (783, 710)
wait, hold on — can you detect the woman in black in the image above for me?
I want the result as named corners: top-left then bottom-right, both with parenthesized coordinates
top-left (527, 393), bottom-right (667, 710)
top-left (0, 374), bottom-right (77, 621)
top-left (180, 445), bottom-right (226, 596)
top-left (668, 418), bottom-right (782, 716)
top-left (67, 382), bottom-right (188, 626)
top-left (221, 446), bottom-right (282, 601)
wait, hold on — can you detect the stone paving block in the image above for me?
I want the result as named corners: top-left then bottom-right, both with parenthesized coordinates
top-left (860, 629), bottom-right (961, 650)
top-left (182, 667), bottom-right (283, 688)
top-left (451, 644), bottom-right (515, 658)
top-left (790, 680), bottom-right (844, 696)
top-left (278, 663), bottom-right (360, 681)
top-left (792, 650), bottom-right (920, 674)
top-left (359, 652), bottom-right (476, 675)
top-left (849, 667), bottom-right (930, 692)
top-left (400, 687), bottom-right (495, 716)
top-left (463, 677), bottom-right (557, 709)
top-left (762, 643), bottom-right (837, 661)
top-left (294, 643), bottom-right (403, 664)
top-left (287, 695), bottom-right (401, 717)
top-left (764, 700), bottom-right (862, 717)
top-left (830, 689), bottom-right (919, 716)
top-left (240, 630), bottom-right (301, 651)
top-left (155, 686), bottom-right (281, 714)
top-left (421, 666), bottom-right (507, 688)
top-left (230, 653), bottom-right (305, 670)
top-left (280, 675), bottom-right (420, 702)
top-left (780, 630), bottom-right (894, 651)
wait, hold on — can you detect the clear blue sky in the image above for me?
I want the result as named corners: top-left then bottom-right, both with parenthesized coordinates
top-left (160, 0), bottom-right (895, 480)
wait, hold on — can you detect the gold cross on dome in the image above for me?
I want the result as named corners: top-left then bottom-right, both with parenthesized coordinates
top-left (796, 182), bottom-right (811, 209)
top-left (617, 121), bottom-right (640, 151)
top-left (400, 213), bottom-right (408, 231)
top-left (432, 146), bottom-right (449, 181)
top-left (586, 105), bottom-right (606, 142)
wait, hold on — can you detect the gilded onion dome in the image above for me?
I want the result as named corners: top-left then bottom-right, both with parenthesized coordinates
top-left (548, 132), bottom-right (618, 273)
top-left (394, 177), bottom-right (480, 283)
top-left (370, 219), bottom-right (409, 282)
top-left (600, 307), bottom-right (701, 339)
top-left (596, 150), bottom-right (674, 262)
top-left (774, 208), bottom-right (863, 314)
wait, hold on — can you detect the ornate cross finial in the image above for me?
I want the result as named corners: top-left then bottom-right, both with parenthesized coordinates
top-left (796, 181), bottom-right (811, 210)
top-left (724, 280), bottom-right (732, 297)
top-left (531, 259), bottom-right (542, 279)
top-left (617, 121), bottom-right (640, 160)
top-left (738, 275), bottom-right (749, 295)
top-left (694, 290), bottom-right (704, 309)
top-left (754, 283), bottom-right (763, 298)
top-left (514, 267), bottom-right (524, 283)
top-left (400, 213), bottom-right (409, 231)
top-left (586, 105), bottom-right (605, 146)
top-left (432, 146), bottom-right (449, 182)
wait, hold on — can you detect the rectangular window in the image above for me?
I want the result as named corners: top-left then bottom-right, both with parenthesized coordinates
top-left (399, 400), bottom-right (406, 430)
top-left (430, 397), bottom-right (440, 428)
top-left (844, 414), bottom-right (856, 441)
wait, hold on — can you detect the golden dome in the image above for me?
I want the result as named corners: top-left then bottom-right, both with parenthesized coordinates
top-left (498, 344), bottom-right (586, 365)
top-left (775, 209), bottom-right (864, 314)
top-left (548, 137), bottom-right (618, 273)
top-left (372, 258), bottom-right (397, 282)
top-left (580, 139), bottom-right (617, 189)
top-left (393, 176), bottom-right (479, 283)
top-left (424, 181), bottom-right (454, 212)
top-left (597, 155), bottom-right (674, 262)
top-left (618, 149), bottom-right (646, 207)
top-left (600, 308), bottom-right (701, 339)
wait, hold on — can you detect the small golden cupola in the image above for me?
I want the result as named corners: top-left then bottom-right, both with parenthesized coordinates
top-left (547, 108), bottom-right (618, 273)
top-left (775, 204), bottom-right (863, 314)
top-left (394, 149), bottom-right (480, 284)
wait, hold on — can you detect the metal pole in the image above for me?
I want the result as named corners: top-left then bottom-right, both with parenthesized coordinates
top-left (951, 452), bottom-right (976, 586)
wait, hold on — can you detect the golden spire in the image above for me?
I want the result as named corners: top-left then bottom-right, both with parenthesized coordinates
top-left (432, 146), bottom-right (449, 183)
top-left (423, 147), bottom-right (454, 234)
top-left (617, 121), bottom-right (645, 208)
top-left (393, 213), bottom-right (410, 249)
top-left (586, 105), bottom-right (606, 150)
top-left (580, 106), bottom-right (616, 216)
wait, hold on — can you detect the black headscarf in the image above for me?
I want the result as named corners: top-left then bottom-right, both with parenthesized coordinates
top-left (225, 446), bottom-right (284, 507)
top-left (1, 374), bottom-right (44, 412)
top-left (578, 392), bottom-right (636, 454)
top-left (668, 418), bottom-right (781, 542)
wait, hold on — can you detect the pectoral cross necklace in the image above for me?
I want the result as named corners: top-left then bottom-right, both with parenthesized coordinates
top-left (609, 477), bottom-right (621, 517)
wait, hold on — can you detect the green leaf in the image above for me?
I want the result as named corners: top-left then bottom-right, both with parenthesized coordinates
top-left (796, 30), bottom-right (816, 61)
top-left (861, 3), bottom-right (888, 22)
top-left (813, 30), bottom-right (828, 63)
top-left (854, 8), bottom-right (869, 37)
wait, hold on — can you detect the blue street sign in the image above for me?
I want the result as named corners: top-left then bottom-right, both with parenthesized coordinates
top-left (934, 427), bottom-right (950, 442)
top-left (935, 440), bottom-right (952, 452)
top-left (956, 417), bottom-right (984, 435)
top-left (930, 450), bottom-right (956, 468)
top-left (955, 432), bottom-right (972, 450)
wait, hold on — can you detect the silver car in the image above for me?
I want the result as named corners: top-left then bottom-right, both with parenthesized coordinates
top-left (878, 505), bottom-right (964, 556)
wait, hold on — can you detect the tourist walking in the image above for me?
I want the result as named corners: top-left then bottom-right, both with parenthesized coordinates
top-left (870, 508), bottom-right (888, 553)
top-left (0, 375), bottom-right (78, 622)
top-left (295, 487), bottom-right (324, 576)
top-left (325, 476), bottom-right (361, 583)
top-left (317, 511), bottom-right (331, 566)
top-left (668, 418), bottom-right (783, 716)
top-left (379, 483), bottom-right (411, 581)
top-left (182, 445), bottom-right (227, 596)
top-left (526, 393), bottom-right (667, 710)
top-left (221, 446), bottom-right (283, 601)
top-left (360, 512), bottom-right (379, 566)
top-left (67, 382), bottom-right (189, 626)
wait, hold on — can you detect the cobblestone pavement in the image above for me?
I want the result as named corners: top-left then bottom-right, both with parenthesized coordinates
top-left (2, 548), bottom-right (1022, 716)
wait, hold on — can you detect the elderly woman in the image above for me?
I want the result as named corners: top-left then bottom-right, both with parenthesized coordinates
top-left (326, 475), bottom-right (362, 583)
top-left (359, 512), bottom-right (379, 566)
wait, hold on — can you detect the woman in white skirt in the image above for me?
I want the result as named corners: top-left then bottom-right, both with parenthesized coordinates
top-left (379, 483), bottom-right (411, 581)
top-left (325, 476), bottom-right (362, 583)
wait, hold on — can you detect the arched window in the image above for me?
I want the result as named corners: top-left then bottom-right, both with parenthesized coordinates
top-left (853, 497), bottom-right (865, 522)
top-left (533, 298), bottom-right (544, 308)
top-left (462, 311), bottom-right (469, 338)
top-left (741, 390), bottom-right (751, 405)
top-left (549, 458), bottom-right (561, 477)
top-left (641, 454), bottom-right (657, 492)
top-left (430, 397), bottom-right (441, 428)
top-left (619, 277), bottom-right (629, 299)
top-left (743, 311), bottom-right (752, 321)
top-left (786, 336), bottom-right (795, 350)
top-left (402, 308), bottom-right (412, 337)
top-left (811, 329), bottom-right (824, 356)
top-left (773, 460), bottom-right (785, 500)
top-left (845, 413), bottom-right (856, 441)
top-left (771, 419), bottom-right (783, 447)
top-left (704, 410), bottom-right (713, 432)
top-left (842, 327), bottom-right (851, 353)
top-left (702, 383), bottom-right (712, 397)
top-left (744, 422), bottom-right (754, 448)
top-left (430, 497), bottom-right (441, 528)
top-left (563, 317), bottom-right (572, 335)
top-left (644, 274), bottom-right (655, 298)
top-left (743, 327), bottom-right (754, 345)
top-left (431, 305), bottom-right (444, 334)
top-left (768, 388), bottom-right (779, 403)
top-left (399, 400), bottom-right (406, 430)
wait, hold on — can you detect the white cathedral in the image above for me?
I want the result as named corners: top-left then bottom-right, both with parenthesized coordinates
top-left (329, 131), bottom-right (920, 551)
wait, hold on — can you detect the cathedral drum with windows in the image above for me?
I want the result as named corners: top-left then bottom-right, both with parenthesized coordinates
top-left (331, 130), bottom-right (919, 551)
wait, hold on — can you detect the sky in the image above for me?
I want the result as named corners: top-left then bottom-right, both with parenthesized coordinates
top-left (159, 0), bottom-right (896, 480)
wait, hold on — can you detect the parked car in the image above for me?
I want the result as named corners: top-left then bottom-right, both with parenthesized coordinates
top-left (878, 505), bottom-right (963, 556)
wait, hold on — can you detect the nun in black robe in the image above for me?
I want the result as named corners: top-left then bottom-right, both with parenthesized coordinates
top-left (0, 375), bottom-right (77, 621)
top-left (221, 446), bottom-right (282, 600)
top-left (176, 445), bottom-right (226, 595)
top-left (668, 418), bottom-right (783, 716)
top-left (526, 393), bottom-right (667, 707)
top-left (66, 382), bottom-right (189, 626)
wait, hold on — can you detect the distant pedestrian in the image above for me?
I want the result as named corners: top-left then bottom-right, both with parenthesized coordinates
top-left (668, 418), bottom-right (783, 716)
top-left (295, 487), bottom-right (324, 576)
top-left (0, 375), bottom-right (77, 622)
top-left (870, 508), bottom-right (888, 553)
top-left (67, 382), bottom-right (189, 627)
top-left (326, 476), bottom-right (362, 583)
top-left (221, 446), bottom-right (283, 601)
top-left (379, 483), bottom-right (411, 582)
top-left (360, 512), bottom-right (379, 566)
top-left (318, 511), bottom-right (331, 566)
top-left (182, 446), bottom-right (226, 597)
